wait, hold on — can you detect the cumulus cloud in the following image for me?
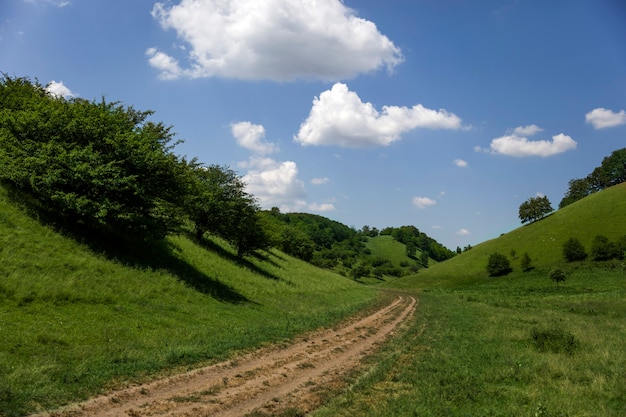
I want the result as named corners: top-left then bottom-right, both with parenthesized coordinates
top-left (585, 108), bottom-right (626, 129)
top-left (231, 121), bottom-right (278, 155)
top-left (412, 196), bottom-right (436, 209)
top-left (480, 125), bottom-right (577, 157)
top-left (148, 0), bottom-right (402, 81)
top-left (456, 228), bottom-right (470, 236)
top-left (45, 80), bottom-right (75, 98)
top-left (295, 83), bottom-right (464, 148)
top-left (453, 159), bottom-right (468, 168)
top-left (241, 157), bottom-right (307, 211)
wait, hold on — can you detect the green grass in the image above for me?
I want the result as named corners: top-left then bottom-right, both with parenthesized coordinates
top-left (0, 186), bottom-right (377, 416)
top-left (313, 184), bottom-right (626, 417)
top-left (367, 235), bottom-right (414, 265)
top-left (390, 182), bottom-right (626, 289)
top-left (314, 267), bottom-right (626, 417)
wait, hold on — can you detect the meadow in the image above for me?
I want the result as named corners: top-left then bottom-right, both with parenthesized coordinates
top-left (0, 186), bottom-right (377, 416)
top-left (314, 184), bottom-right (626, 416)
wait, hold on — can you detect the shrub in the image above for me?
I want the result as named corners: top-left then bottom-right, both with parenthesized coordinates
top-left (562, 237), bottom-right (587, 262)
top-left (549, 268), bottom-right (567, 286)
top-left (530, 327), bottom-right (579, 354)
top-left (520, 252), bottom-right (533, 272)
top-left (590, 235), bottom-right (619, 261)
top-left (486, 252), bottom-right (511, 276)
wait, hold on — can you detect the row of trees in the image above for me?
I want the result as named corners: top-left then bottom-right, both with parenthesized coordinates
top-left (380, 225), bottom-right (456, 262)
top-left (0, 76), bottom-right (456, 273)
top-left (559, 148), bottom-right (626, 209)
top-left (517, 148), bottom-right (625, 225)
top-left (0, 76), bottom-right (266, 257)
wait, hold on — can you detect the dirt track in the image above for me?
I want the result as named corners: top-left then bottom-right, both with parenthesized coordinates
top-left (39, 294), bottom-right (417, 417)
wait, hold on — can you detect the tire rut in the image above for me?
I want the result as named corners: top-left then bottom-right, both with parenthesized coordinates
top-left (38, 295), bottom-right (417, 417)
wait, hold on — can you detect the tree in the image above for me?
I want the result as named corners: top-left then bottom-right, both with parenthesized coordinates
top-left (521, 252), bottom-right (533, 272)
top-left (280, 225), bottom-right (315, 261)
top-left (563, 237), bottom-right (587, 262)
top-left (559, 178), bottom-right (592, 209)
top-left (518, 195), bottom-right (553, 224)
top-left (486, 252), bottom-right (511, 276)
top-left (559, 148), bottom-right (626, 208)
top-left (0, 75), bottom-right (187, 240)
top-left (184, 164), bottom-right (268, 257)
top-left (549, 268), bottom-right (567, 286)
top-left (405, 241), bottom-right (417, 258)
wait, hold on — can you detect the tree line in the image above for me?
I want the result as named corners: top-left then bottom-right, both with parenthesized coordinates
top-left (516, 148), bottom-right (625, 225)
top-left (0, 75), bottom-right (453, 275)
top-left (0, 76), bottom-right (265, 257)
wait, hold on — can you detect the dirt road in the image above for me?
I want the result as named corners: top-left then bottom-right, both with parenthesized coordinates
top-left (40, 294), bottom-right (417, 417)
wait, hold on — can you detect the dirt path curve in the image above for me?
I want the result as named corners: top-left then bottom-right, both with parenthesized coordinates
top-left (39, 294), bottom-right (417, 417)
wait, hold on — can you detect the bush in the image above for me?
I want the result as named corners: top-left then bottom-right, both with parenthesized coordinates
top-left (562, 237), bottom-right (587, 262)
top-left (530, 327), bottom-right (579, 354)
top-left (549, 268), bottom-right (567, 286)
top-left (486, 252), bottom-right (511, 276)
top-left (521, 252), bottom-right (533, 272)
top-left (591, 234), bottom-right (620, 261)
top-left (0, 76), bottom-right (187, 241)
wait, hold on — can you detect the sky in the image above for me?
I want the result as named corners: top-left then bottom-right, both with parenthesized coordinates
top-left (1, 0), bottom-right (625, 250)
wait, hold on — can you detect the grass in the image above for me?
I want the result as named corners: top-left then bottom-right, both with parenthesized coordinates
top-left (312, 184), bottom-right (626, 417)
top-left (314, 266), bottom-right (626, 416)
top-left (0, 186), bottom-right (377, 416)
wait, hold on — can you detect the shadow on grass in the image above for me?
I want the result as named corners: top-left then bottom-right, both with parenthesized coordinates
top-left (88, 236), bottom-right (253, 304)
top-left (3, 186), bottom-right (250, 304)
top-left (190, 233), bottom-right (282, 281)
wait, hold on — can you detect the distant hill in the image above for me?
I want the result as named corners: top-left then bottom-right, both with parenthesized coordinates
top-left (390, 182), bottom-right (626, 289)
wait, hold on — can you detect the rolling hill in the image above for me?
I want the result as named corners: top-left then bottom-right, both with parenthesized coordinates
top-left (389, 182), bottom-right (626, 289)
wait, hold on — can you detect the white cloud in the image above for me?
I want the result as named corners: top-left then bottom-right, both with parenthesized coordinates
top-left (311, 177), bottom-right (330, 185)
top-left (585, 108), bottom-right (626, 129)
top-left (148, 0), bottom-right (402, 81)
top-left (512, 124), bottom-right (543, 136)
top-left (241, 157), bottom-right (307, 211)
top-left (45, 80), bottom-right (75, 98)
top-left (23, 0), bottom-right (70, 7)
top-left (231, 121), bottom-right (278, 155)
top-left (308, 202), bottom-right (336, 212)
top-left (482, 125), bottom-right (577, 157)
top-left (295, 83), bottom-right (464, 148)
top-left (453, 159), bottom-right (468, 167)
top-left (456, 228), bottom-right (471, 236)
top-left (412, 196), bottom-right (436, 209)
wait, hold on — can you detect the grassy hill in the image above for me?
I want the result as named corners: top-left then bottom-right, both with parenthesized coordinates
top-left (391, 182), bottom-right (626, 289)
top-left (314, 184), bottom-right (626, 417)
top-left (0, 185), bottom-right (377, 416)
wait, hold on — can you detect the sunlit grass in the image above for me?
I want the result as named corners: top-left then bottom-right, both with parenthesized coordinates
top-left (0, 186), bottom-right (377, 416)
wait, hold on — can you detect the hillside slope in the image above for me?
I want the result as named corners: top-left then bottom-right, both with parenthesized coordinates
top-left (0, 185), bottom-right (376, 416)
top-left (390, 182), bottom-right (626, 288)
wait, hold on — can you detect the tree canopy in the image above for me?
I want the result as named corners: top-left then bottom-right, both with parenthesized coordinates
top-left (0, 75), bottom-right (187, 240)
top-left (559, 148), bottom-right (626, 208)
top-left (518, 195), bottom-right (553, 224)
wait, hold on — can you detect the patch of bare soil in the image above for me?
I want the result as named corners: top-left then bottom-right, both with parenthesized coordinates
top-left (36, 295), bottom-right (417, 417)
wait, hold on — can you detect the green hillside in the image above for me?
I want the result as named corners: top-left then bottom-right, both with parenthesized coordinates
top-left (315, 184), bottom-right (626, 416)
top-left (391, 182), bottom-right (626, 289)
top-left (0, 185), bottom-right (377, 416)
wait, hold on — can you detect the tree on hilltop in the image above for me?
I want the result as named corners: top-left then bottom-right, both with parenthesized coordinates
top-left (518, 195), bottom-right (553, 224)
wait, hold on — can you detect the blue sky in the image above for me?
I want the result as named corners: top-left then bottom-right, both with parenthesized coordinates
top-left (1, 0), bottom-right (625, 249)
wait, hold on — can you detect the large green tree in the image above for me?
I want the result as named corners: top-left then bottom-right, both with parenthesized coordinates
top-left (184, 164), bottom-right (268, 257)
top-left (518, 195), bottom-right (553, 224)
top-left (0, 76), bottom-right (187, 240)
